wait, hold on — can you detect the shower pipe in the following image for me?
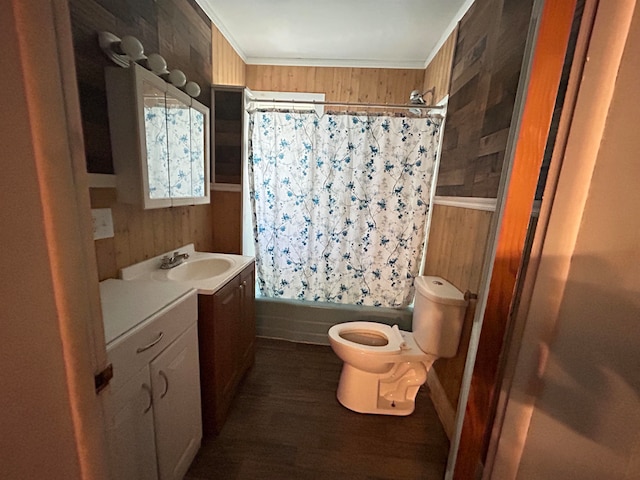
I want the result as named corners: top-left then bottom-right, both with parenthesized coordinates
top-left (246, 97), bottom-right (444, 111)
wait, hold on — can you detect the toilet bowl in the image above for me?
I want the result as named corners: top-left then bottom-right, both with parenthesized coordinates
top-left (328, 322), bottom-right (436, 415)
top-left (328, 276), bottom-right (467, 416)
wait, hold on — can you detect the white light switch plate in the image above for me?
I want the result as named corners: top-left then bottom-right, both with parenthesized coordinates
top-left (91, 208), bottom-right (114, 240)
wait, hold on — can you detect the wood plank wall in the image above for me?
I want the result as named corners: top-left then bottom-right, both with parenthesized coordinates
top-left (425, 205), bottom-right (493, 409)
top-left (90, 189), bottom-right (213, 280)
top-left (212, 25), bottom-right (246, 86)
top-left (69, 0), bottom-right (215, 279)
top-left (69, 0), bottom-right (213, 174)
top-left (423, 28), bottom-right (458, 104)
top-left (436, 0), bottom-right (535, 198)
top-left (246, 65), bottom-right (425, 105)
top-left (422, 0), bottom-right (535, 436)
top-left (210, 25), bottom-right (246, 253)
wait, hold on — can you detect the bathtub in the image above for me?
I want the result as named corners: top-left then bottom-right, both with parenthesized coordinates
top-left (255, 296), bottom-right (413, 345)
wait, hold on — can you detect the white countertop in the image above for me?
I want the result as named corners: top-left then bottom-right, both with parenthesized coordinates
top-left (119, 244), bottom-right (255, 295)
top-left (100, 279), bottom-right (194, 344)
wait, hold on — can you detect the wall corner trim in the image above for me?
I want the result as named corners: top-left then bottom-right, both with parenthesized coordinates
top-left (433, 196), bottom-right (497, 211)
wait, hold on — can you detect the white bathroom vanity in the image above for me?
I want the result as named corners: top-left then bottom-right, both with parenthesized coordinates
top-left (99, 279), bottom-right (202, 480)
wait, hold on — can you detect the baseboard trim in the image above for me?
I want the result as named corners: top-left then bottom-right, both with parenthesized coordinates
top-left (427, 368), bottom-right (456, 440)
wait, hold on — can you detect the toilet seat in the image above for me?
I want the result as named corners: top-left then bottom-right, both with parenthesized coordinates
top-left (328, 321), bottom-right (404, 354)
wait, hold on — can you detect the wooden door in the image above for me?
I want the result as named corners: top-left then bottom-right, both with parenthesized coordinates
top-left (2, 1), bottom-right (109, 477)
top-left (452, 0), bottom-right (578, 478)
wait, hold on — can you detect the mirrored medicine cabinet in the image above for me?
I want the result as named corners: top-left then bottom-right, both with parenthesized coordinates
top-left (105, 63), bottom-right (210, 209)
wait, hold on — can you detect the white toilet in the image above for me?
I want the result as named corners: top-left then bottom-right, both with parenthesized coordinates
top-left (328, 276), bottom-right (467, 415)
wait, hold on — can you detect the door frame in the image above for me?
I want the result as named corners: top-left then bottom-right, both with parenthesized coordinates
top-left (2, 1), bottom-right (109, 478)
top-left (445, 0), bottom-right (579, 477)
top-left (482, 0), bottom-right (636, 477)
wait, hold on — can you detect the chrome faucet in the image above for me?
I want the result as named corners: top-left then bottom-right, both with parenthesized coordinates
top-left (160, 251), bottom-right (189, 269)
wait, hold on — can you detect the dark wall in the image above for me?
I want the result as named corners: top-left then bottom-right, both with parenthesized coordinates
top-left (69, 0), bottom-right (212, 173)
top-left (436, 0), bottom-right (534, 198)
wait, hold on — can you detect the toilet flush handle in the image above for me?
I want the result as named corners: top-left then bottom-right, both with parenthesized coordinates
top-left (464, 290), bottom-right (478, 302)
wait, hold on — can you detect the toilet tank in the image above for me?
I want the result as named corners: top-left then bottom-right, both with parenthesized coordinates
top-left (413, 276), bottom-right (467, 358)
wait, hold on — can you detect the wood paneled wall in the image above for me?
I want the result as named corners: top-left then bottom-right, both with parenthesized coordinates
top-left (425, 205), bottom-right (493, 297)
top-left (419, 0), bottom-right (535, 438)
top-left (425, 204), bottom-right (493, 407)
top-left (69, 0), bottom-right (216, 279)
top-left (423, 28), bottom-right (458, 104)
top-left (436, 0), bottom-right (535, 198)
top-left (212, 25), bottom-right (246, 85)
top-left (90, 189), bottom-right (213, 280)
top-left (211, 189), bottom-right (242, 254)
top-left (69, 0), bottom-right (213, 174)
top-left (246, 65), bottom-right (425, 104)
top-left (210, 26), bottom-right (247, 253)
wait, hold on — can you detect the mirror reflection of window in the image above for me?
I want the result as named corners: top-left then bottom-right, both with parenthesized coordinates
top-left (143, 81), bottom-right (170, 199)
top-left (166, 95), bottom-right (192, 199)
top-left (190, 107), bottom-right (206, 198)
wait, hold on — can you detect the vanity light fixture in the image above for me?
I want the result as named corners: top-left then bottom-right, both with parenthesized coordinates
top-left (98, 31), bottom-right (202, 98)
top-left (98, 31), bottom-right (146, 67)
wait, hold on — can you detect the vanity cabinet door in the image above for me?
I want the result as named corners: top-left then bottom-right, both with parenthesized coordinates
top-left (197, 262), bottom-right (256, 436)
top-left (212, 275), bottom-right (241, 428)
top-left (103, 366), bottom-right (158, 480)
top-left (238, 264), bottom-right (256, 372)
top-left (150, 323), bottom-right (202, 480)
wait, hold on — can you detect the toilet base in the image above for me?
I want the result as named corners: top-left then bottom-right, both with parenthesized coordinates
top-left (336, 361), bottom-right (429, 416)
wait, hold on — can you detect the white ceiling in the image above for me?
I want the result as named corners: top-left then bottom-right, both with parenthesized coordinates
top-left (196, 0), bottom-right (474, 69)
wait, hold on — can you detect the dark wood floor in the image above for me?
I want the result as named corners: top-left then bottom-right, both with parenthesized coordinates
top-left (186, 338), bottom-right (449, 480)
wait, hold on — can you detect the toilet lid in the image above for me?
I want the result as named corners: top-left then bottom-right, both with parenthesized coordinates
top-left (328, 321), bottom-right (404, 354)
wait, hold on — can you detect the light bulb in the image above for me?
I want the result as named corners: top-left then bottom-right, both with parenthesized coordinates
top-left (144, 53), bottom-right (168, 74)
top-left (118, 35), bottom-right (144, 61)
top-left (185, 81), bottom-right (201, 98)
top-left (168, 69), bottom-right (187, 88)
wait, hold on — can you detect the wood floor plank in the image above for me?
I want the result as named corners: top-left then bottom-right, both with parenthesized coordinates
top-left (186, 338), bottom-right (448, 479)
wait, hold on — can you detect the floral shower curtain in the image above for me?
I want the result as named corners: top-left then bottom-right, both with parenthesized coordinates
top-left (248, 110), bottom-right (442, 308)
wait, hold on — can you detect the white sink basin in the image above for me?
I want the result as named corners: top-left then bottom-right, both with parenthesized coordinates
top-left (120, 244), bottom-right (254, 295)
top-left (167, 257), bottom-right (234, 281)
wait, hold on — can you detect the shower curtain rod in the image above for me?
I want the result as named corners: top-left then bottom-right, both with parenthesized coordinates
top-left (246, 97), bottom-right (444, 110)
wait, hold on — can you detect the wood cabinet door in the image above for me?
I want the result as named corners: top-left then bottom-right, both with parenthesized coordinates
top-left (212, 275), bottom-right (241, 426)
top-left (212, 86), bottom-right (244, 185)
top-left (197, 263), bottom-right (255, 435)
top-left (151, 323), bottom-right (202, 480)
